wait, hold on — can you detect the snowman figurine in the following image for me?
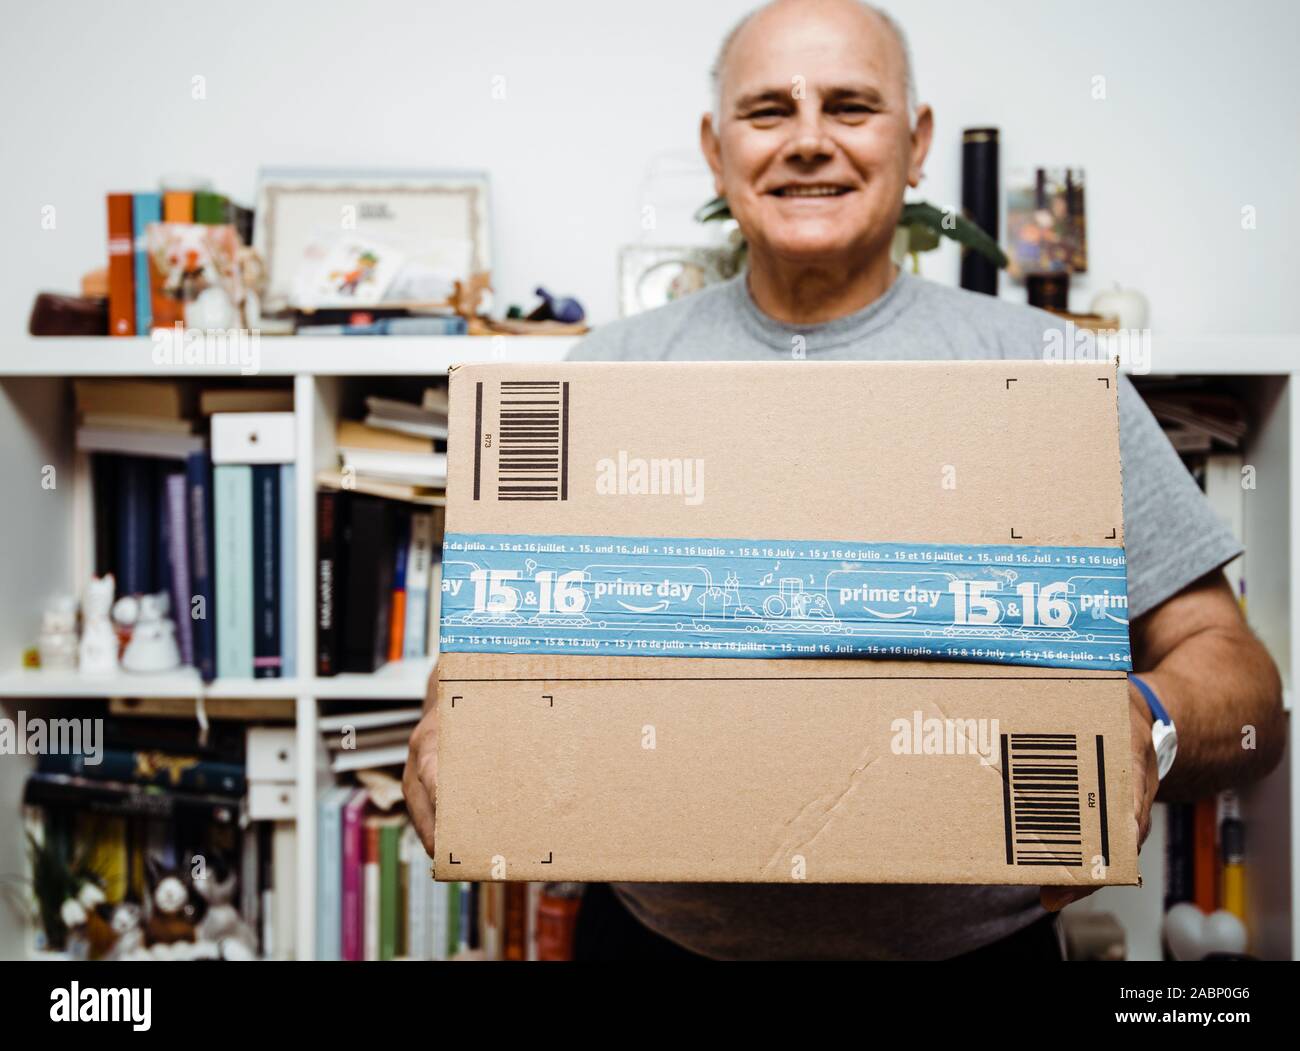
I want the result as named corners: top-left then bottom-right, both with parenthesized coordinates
top-left (117, 591), bottom-right (182, 673)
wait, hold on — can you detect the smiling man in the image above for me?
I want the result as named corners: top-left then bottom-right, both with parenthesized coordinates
top-left (403, 0), bottom-right (1285, 960)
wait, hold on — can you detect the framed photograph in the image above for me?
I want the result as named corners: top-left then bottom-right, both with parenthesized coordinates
top-left (253, 169), bottom-right (492, 313)
top-left (1006, 167), bottom-right (1087, 277)
top-left (618, 245), bottom-right (737, 317)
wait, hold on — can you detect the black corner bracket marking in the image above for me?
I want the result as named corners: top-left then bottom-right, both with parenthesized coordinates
top-left (450, 695), bottom-right (463, 708)
top-left (1105, 527), bottom-right (1117, 540)
top-left (1011, 528), bottom-right (1022, 540)
top-left (448, 853), bottom-right (461, 865)
top-left (542, 694), bottom-right (554, 707)
top-left (539, 852), bottom-right (553, 865)
top-left (1098, 377), bottom-right (1111, 389)
top-left (1006, 378), bottom-right (1017, 389)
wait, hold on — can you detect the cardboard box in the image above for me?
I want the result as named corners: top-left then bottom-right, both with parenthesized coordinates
top-left (435, 360), bottom-right (1138, 886)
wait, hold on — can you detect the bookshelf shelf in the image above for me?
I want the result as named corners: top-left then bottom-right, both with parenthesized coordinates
top-left (1, 334), bottom-right (580, 377)
top-left (1, 330), bottom-right (1296, 962)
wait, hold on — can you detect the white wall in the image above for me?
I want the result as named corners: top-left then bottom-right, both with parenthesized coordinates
top-left (1, 0), bottom-right (1296, 337)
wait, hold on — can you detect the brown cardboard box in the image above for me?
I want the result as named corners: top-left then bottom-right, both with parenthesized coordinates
top-left (434, 360), bottom-right (1139, 886)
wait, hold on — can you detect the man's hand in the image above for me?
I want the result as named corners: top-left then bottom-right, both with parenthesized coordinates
top-left (1041, 681), bottom-right (1158, 912)
top-left (402, 664), bottom-right (440, 858)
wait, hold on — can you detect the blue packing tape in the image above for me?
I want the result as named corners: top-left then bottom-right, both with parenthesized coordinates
top-left (439, 532), bottom-right (1133, 670)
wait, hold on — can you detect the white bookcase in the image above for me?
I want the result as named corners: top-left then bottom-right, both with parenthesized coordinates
top-left (0, 333), bottom-right (1295, 960)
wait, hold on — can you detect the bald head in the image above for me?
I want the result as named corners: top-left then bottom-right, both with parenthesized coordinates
top-left (710, 0), bottom-right (917, 127)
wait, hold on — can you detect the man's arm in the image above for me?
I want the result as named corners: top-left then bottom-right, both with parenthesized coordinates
top-left (1131, 568), bottom-right (1285, 799)
top-left (1042, 568), bottom-right (1283, 912)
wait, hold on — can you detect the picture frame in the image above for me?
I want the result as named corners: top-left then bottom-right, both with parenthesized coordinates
top-left (253, 169), bottom-right (492, 314)
top-left (618, 245), bottom-right (736, 317)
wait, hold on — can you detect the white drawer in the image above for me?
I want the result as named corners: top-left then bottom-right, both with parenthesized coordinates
top-left (248, 780), bottom-right (297, 820)
top-left (211, 412), bottom-right (296, 464)
top-left (246, 726), bottom-right (297, 780)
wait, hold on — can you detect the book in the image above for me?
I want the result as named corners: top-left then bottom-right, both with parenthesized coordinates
top-left (199, 388), bottom-right (294, 415)
top-left (214, 465), bottom-right (254, 678)
top-left (341, 788), bottom-right (369, 961)
top-left (91, 454), bottom-right (118, 577)
top-left (378, 816), bottom-right (404, 960)
top-left (80, 412), bottom-right (193, 434)
top-left (298, 316), bottom-right (467, 336)
top-left (116, 457), bottom-right (157, 595)
top-left (280, 464), bottom-right (296, 678)
top-left (387, 511), bottom-right (410, 662)
top-left (341, 447), bottom-right (447, 486)
top-left (1193, 796), bottom-right (1218, 914)
top-left (162, 190), bottom-right (194, 223)
top-left (132, 193), bottom-right (162, 333)
top-left (251, 465), bottom-right (282, 679)
top-left (337, 419), bottom-right (436, 455)
top-left (194, 191), bottom-right (229, 225)
top-left (37, 747), bottom-right (245, 795)
top-left (342, 497), bottom-right (399, 673)
top-left (163, 472), bottom-right (195, 665)
top-left (315, 468), bottom-right (445, 506)
top-left (503, 883), bottom-right (528, 961)
top-left (271, 821), bottom-right (296, 960)
top-left (316, 785), bottom-right (353, 961)
top-left (363, 818), bottom-right (381, 961)
top-left (106, 194), bottom-right (136, 336)
top-left (185, 451), bottom-right (217, 682)
top-left (318, 708), bottom-right (420, 733)
top-left (402, 824), bottom-right (428, 959)
top-left (76, 426), bottom-right (206, 461)
top-left (74, 379), bottom-right (188, 419)
top-left (402, 512), bottom-right (435, 659)
top-left (330, 745), bottom-right (409, 773)
top-left (315, 489), bottom-right (348, 677)
top-left (23, 771), bottom-right (240, 822)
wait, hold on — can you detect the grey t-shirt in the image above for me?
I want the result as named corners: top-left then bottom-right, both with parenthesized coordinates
top-left (566, 267), bottom-right (1242, 960)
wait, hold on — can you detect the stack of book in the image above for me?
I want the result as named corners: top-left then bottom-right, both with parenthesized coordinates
top-left (315, 492), bottom-right (444, 675)
top-left (105, 185), bottom-right (252, 337)
top-left (316, 784), bottom-right (580, 960)
top-left (318, 388), bottom-right (448, 503)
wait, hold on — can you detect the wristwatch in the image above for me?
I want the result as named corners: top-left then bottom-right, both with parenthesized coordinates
top-left (1130, 674), bottom-right (1177, 781)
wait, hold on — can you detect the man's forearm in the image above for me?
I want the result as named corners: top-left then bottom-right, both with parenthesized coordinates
top-left (1139, 625), bottom-right (1284, 799)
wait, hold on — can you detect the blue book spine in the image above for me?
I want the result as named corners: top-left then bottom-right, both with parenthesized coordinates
top-left (279, 465), bottom-right (296, 678)
top-left (316, 786), bottom-right (349, 961)
top-left (213, 465), bottom-right (253, 679)
top-left (185, 452), bottom-right (217, 682)
top-left (251, 465), bottom-right (282, 678)
top-left (116, 458), bottom-right (156, 595)
top-left (131, 193), bottom-right (161, 333)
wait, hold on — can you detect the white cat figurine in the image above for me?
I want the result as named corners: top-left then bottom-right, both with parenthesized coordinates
top-left (78, 575), bottom-right (119, 675)
top-left (120, 592), bottom-right (181, 673)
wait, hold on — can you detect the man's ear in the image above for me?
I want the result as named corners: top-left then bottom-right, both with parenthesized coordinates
top-left (908, 104), bottom-right (934, 188)
top-left (700, 112), bottom-right (725, 196)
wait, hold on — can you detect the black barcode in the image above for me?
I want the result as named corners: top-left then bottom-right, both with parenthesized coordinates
top-left (1001, 732), bottom-right (1083, 866)
top-left (480, 380), bottom-right (569, 501)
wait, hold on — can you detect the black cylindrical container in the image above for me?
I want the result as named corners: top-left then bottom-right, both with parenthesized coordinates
top-left (960, 127), bottom-right (1000, 296)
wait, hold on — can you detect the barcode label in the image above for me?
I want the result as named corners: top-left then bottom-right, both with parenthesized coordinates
top-left (476, 380), bottom-right (569, 502)
top-left (1001, 732), bottom-right (1088, 867)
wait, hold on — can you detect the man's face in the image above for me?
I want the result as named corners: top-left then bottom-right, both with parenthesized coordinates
top-left (704, 2), bottom-right (927, 267)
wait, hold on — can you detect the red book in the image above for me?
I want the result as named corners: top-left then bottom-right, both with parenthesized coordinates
top-left (1193, 796), bottom-right (1218, 913)
top-left (341, 788), bottom-right (368, 961)
top-left (106, 194), bottom-right (135, 336)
